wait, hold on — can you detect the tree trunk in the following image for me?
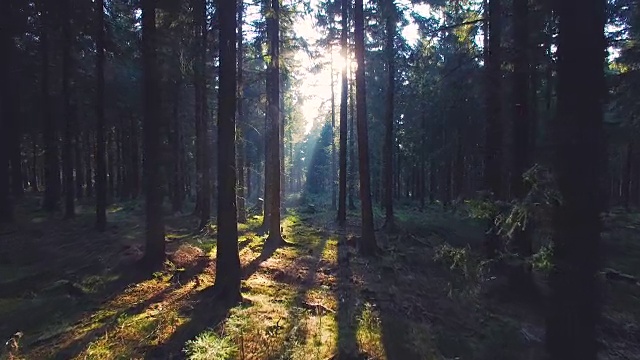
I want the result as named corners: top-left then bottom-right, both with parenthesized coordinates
top-left (75, 129), bottom-right (84, 199)
top-left (42, 0), bottom-right (60, 213)
top-left (8, 98), bottom-right (22, 198)
top-left (214, 0), bottom-right (242, 303)
top-left (337, 0), bottom-right (349, 225)
top-left (130, 117), bottom-right (140, 199)
top-left (623, 142), bottom-right (633, 210)
top-left (453, 129), bottom-right (464, 199)
top-left (509, 0), bottom-right (533, 291)
top-left (62, 0), bottom-right (75, 218)
top-left (484, 0), bottom-right (503, 198)
top-left (84, 130), bottom-right (93, 197)
top-left (0, 0), bottom-right (13, 222)
top-left (107, 129), bottom-right (115, 200)
top-left (382, 0), bottom-right (395, 231)
top-left (483, 0), bottom-right (503, 258)
top-left (354, 0), bottom-right (376, 255)
top-left (265, 0), bottom-right (283, 247)
top-left (141, 0), bottom-right (166, 269)
top-left (95, 0), bottom-right (107, 229)
top-left (236, 0), bottom-right (247, 223)
top-left (331, 47), bottom-right (337, 211)
top-left (546, 0), bottom-right (605, 358)
top-left (348, 70), bottom-right (356, 210)
top-left (170, 74), bottom-right (183, 212)
top-left (196, 0), bottom-right (210, 230)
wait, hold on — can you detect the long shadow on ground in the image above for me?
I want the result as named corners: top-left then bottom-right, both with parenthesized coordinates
top-left (142, 289), bottom-right (236, 360)
top-left (336, 233), bottom-right (365, 359)
top-left (143, 237), bottom-right (285, 360)
top-left (267, 233), bottom-right (329, 358)
top-left (49, 267), bottom-right (159, 359)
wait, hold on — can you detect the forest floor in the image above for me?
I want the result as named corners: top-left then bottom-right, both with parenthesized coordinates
top-left (0, 196), bottom-right (639, 360)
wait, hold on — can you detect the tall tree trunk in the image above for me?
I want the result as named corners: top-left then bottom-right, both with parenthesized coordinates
top-left (107, 129), bottom-right (115, 200)
top-left (196, 0), bottom-right (210, 230)
top-left (75, 129), bottom-right (84, 199)
top-left (354, 0), bottom-right (376, 254)
top-left (95, 0), bottom-right (107, 230)
top-left (62, 0), bottom-right (75, 218)
top-left (8, 90), bottom-right (22, 198)
top-left (331, 47), bottom-right (337, 211)
top-left (484, 0), bottom-right (503, 198)
top-left (280, 76), bottom-right (286, 212)
top-left (130, 117), bottom-right (140, 199)
top-left (246, 159), bottom-right (252, 202)
top-left (214, 0), bottom-right (242, 303)
top-left (265, 0), bottom-right (283, 247)
top-left (546, 0), bottom-right (605, 358)
top-left (84, 131), bottom-right (93, 197)
top-left (453, 128), bottom-right (464, 199)
top-left (510, 0), bottom-right (533, 290)
top-left (193, 0), bottom-right (203, 217)
top-left (42, 0), bottom-right (60, 213)
top-left (337, 0), bottom-right (349, 225)
top-left (31, 132), bottom-right (39, 192)
top-left (348, 70), bottom-right (356, 210)
top-left (171, 76), bottom-right (183, 212)
top-left (483, 0), bottom-right (503, 257)
top-left (141, 0), bottom-right (166, 269)
top-left (236, 0), bottom-right (247, 223)
top-left (0, 0), bottom-right (13, 222)
top-left (623, 142), bottom-right (633, 210)
top-left (382, 0), bottom-right (395, 230)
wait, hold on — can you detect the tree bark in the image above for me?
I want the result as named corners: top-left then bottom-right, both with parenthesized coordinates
top-left (623, 142), bottom-right (633, 210)
top-left (214, 0), bottom-right (242, 303)
top-left (95, 0), bottom-right (107, 230)
top-left (483, 0), bottom-right (503, 258)
top-left (382, 0), bottom-right (395, 231)
top-left (331, 47), bottom-right (337, 211)
top-left (265, 0), bottom-right (283, 247)
top-left (337, 0), bottom-right (349, 225)
top-left (237, 0), bottom-right (247, 223)
top-left (195, 0), bottom-right (210, 230)
top-left (62, 0), bottom-right (75, 218)
top-left (509, 0), bottom-right (533, 290)
top-left (354, 0), bottom-right (376, 254)
top-left (170, 73), bottom-right (183, 212)
top-left (41, 0), bottom-right (60, 213)
top-left (0, 0), bottom-right (13, 222)
top-left (348, 68), bottom-right (356, 210)
top-left (141, 0), bottom-right (166, 269)
top-left (546, 0), bottom-right (606, 358)
top-left (130, 117), bottom-right (140, 198)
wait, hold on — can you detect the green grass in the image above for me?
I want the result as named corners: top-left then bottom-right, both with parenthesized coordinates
top-left (8, 198), bottom-right (640, 360)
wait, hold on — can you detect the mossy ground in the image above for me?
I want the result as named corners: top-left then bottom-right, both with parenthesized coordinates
top-left (0, 197), bottom-right (638, 359)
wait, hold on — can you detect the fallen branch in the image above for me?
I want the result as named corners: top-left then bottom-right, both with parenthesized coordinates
top-left (601, 268), bottom-right (639, 286)
top-left (302, 301), bottom-right (335, 315)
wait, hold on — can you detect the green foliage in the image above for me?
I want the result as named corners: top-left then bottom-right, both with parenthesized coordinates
top-left (183, 331), bottom-right (238, 360)
top-left (434, 243), bottom-right (490, 297)
top-left (531, 243), bottom-right (554, 272)
top-left (465, 198), bottom-right (500, 220)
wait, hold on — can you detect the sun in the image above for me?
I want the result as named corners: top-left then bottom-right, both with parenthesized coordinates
top-left (295, 46), bottom-right (349, 134)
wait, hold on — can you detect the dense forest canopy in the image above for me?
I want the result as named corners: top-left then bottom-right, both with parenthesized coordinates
top-left (1, 0), bottom-right (639, 359)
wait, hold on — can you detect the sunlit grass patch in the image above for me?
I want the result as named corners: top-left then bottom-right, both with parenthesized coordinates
top-left (184, 330), bottom-right (238, 360)
top-left (356, 302), bottom-right (385, 359)
top-left (80, 307), bottom-right (187, 359)
top-left (293, 311), bottom-right (337, 360)
top-left (321, 238), bottom-right (338, 264)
